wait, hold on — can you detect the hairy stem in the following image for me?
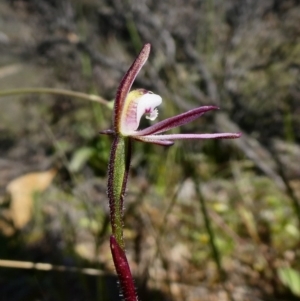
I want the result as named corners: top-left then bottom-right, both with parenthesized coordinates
top-left (107, 136), bottom-right (132, 249)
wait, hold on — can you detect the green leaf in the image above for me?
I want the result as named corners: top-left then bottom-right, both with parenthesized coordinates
top-left (277, 267), bottom-right (300, 296)
top-left (69, 147), bottom-right (95, 172)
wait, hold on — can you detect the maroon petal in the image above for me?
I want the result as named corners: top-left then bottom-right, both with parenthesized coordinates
top-left (135, 105), bottom-right (218, 136)
top-left (99, 129), bottom-right (115, 135)
top-left (139, 132), bottom-right (242, 141)
top-left (133, 136), bottom-right (174, 146)
top-left (114, 44), bottom-right (151, 132)
top-left (110, 235), bottom-right (138, 301)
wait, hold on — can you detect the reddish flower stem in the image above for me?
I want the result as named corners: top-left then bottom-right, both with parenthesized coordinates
top-left (110, 235), bottom-right (138, 301)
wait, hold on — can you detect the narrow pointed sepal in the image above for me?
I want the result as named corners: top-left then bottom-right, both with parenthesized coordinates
top-left (133, 136), bottom-right (174, 146)
top-left (110, 235), bottom-right (138, 301)
top-left (136, 132), bottom-right (242, 142)
top-left (114, 44), bottom-right (151, 132)
top-left (99, 129), bottom-right (115, 135)
top-left (134, 106), bottom-right (219, 137)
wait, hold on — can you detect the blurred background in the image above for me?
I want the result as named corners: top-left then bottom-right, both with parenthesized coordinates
top-left (0, 0), bottom-right (300, 300)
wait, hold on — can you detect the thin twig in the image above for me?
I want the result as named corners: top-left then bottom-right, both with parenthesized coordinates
top-left (0, 87), bottom-right (110, 107)
top-left (270, 145), bottom-right (300, 229)
top-left (193, 175), bottom-right (225, 279)
top-left (0, 259), bottom-right (104, 276)
top-left (183, 157), bottom-right (225, 280)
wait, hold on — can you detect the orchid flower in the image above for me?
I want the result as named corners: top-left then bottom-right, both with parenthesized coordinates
top-left (101, 44), bottom-right (241, 146)
top-left (101, 43), bottom-right (241, 301)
